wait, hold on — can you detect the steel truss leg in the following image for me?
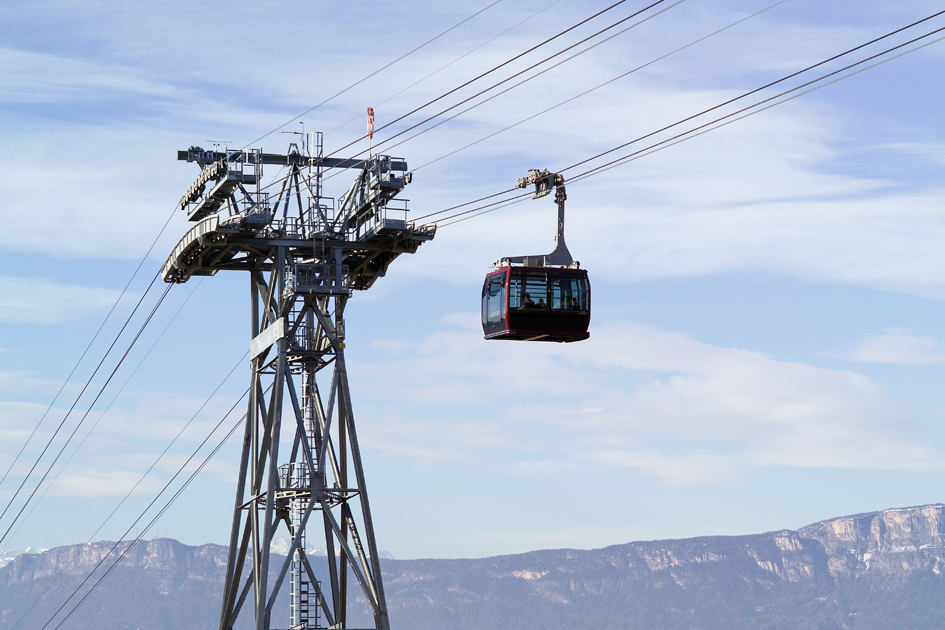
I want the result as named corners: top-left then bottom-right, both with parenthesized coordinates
top-left (218, 251), bottom-right (389, 630)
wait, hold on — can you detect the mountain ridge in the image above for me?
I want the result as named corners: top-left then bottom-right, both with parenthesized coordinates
top-left (2, 504), bottom-right (944, 629)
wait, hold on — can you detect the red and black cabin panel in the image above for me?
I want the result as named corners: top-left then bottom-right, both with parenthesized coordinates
top-left (481, 266), bottom-right (590, 342)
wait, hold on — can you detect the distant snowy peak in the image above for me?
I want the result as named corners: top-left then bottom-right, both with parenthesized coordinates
top-left (0, 540), bottom-right (392, 569)
top-left (269, 537), bottom-right (392, 559)
top-left (0, 546), bottom-right (47, 568)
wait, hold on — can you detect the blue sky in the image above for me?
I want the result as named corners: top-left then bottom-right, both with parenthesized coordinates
top-left (2, 0), bottom-right (945, 560)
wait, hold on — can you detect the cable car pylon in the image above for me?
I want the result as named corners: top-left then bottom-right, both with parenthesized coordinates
top-left (482, 169), bottom-right (591, 342)
top-left (162, 136), bottom-right (435, 630)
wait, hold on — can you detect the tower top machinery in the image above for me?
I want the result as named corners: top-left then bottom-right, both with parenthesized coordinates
top-left (163, 134), bottom-right (434, 630)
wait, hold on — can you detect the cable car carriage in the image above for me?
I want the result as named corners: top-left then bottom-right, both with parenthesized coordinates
top-left (482, 169), bottom-right (590, 342)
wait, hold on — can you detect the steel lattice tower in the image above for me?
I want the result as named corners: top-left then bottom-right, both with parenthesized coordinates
top-left (162, 135), bottom-right (435, 630)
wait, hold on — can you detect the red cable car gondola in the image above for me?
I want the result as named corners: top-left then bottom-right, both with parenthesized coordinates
top-left (482, 169), bottom-right (590, 343)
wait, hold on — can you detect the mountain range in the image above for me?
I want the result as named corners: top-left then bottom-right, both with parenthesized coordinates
top-left (2, 504), bottom-right (944, 629)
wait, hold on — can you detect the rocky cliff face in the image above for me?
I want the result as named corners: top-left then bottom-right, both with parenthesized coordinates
top-left (2, 505), bottom-right (944, 630)
top-left (0, 538), bottom-right (255, 630)
top-left (799, 505), bottom-right (945, 581)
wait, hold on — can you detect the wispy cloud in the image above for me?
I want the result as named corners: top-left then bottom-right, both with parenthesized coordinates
top-left (0, 276), bottom-right (126, 325)
top-left (352, 322), bottom-right (943, 485)
top-left (831, 329), bottom-right (945, 365)
top-left (0, 47), bottom-right (181, 105)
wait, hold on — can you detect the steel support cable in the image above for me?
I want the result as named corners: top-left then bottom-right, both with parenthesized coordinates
top-left (367, 0), bottom-right (687, 162)
top-left (313, 0), bottom-right (676, 194)
top-left (413, 0), bottom-right (788, 172)
top-left (568, 32), bottom-right (945, 185)
top-left (4, 280), bottom-right (205, 547)
top-left (435, 28), bottom-right (945, 228)
top-left (321, 0), bottom-right (666, 164)
top-left (428, 190), bottom-right (533, 224)
top-left (234, 0), bottom-right (641, 202)
top-left (241, 0), bottom-right (506, 150)
top-left (439, 195), bottom-right (532, 227)
top-left (410, 0), bottom-right (784, 222)
top-left (558, 8), bottom-right (945, 176)
top-left (0, 282), bottom-right (173, 547)
top-left (38, 387), bottom-right (252, 630)
top-left (565, 24), bottom-right (945, 181)
top-left (50, 415), bottom-right (244, 630)
top-left (11, 347), bottom-right (248, 630)
top-left (413, 187), bottom-right (521, 222)
top-left (427, 14), bottom-right (945, 227)
top-left (221, 8), bottom-right (944, 232)
top-left (0, 271), bottom-right (169, 536)
top-left (0, 207), bottom-right (178, 492)
top-left (325, 0), bottom-right (566, 137)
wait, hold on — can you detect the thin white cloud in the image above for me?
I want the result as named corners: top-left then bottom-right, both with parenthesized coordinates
top-left (46, 468), bottom-right (166, 498)
top-left (0, 370), bottom-right (61, 394)
top-left (0, 47), bottom-right (181, 104)
top-left (0, 276), bottom-right (125, 324)
top-left (351, 321), bottom-right (944, 485)
top-left (834, 330), bottom-right (945, 365)
top-left (0, 390), bottom-right (243, 501)
top-left (882, 142), bottom-right (945, 167)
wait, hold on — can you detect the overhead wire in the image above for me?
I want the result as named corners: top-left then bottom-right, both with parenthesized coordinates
top-left (241, 0), bottom-right (507, 150)
top-left (196, 8), bottom-right (945, 235)
top-left (11, 347), bottom-right (248, 630)
top-left (0, 281), bottom-right (174, 546)
top-left (412, 0), bottom-right (789, 172)
top-left (322, 0), bottom-right (669, 162)
top-left (230, 0), bottom-right (649, 203)
top-left (200, 0), bottom-right (652, 222)
top-left (436, 23), bottom-right (944, 229)
top-left (410, 0), bottom-right (786, 223)
top-left (565, 22), bottom-right (945, 180)
top-left (0, 207), bottom-right (177, 492)
top-left (49, 412), bottom-right (244, 630)
top-left (566, 29), bottom-right (945, 185)
top-left (558, 9), bottom-right (945, 176)
top-left (38, 386), bottom-right (252, 630)
top-left (325, 0), bottom-right (567, 137)
top-left (439, 194), bottom-right (533, 228)
top-left (438, 24), bottom-right (945, 227)
top-left (414, 188), bottom-right (523, 222)
top-left (277, 0), bottom-right (679, 201)
top-left (427, 12), bottom-right (945, 226)
top-left (0, 272), bottom-right (170, 537)
top-left (4, 280), bottom-right (205, 547)
top-left (371, 0), bottom-right (686, 160)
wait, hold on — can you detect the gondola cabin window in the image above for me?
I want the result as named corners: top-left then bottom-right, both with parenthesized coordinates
top-left (509, 271), bottom-right (588, 311)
